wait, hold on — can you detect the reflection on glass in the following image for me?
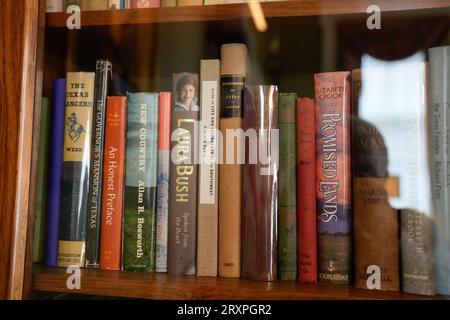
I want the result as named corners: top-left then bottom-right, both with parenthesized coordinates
top-left (360, 52), bottom-right (431, 215)
top-left (358, 53), bottom-right (435, 295)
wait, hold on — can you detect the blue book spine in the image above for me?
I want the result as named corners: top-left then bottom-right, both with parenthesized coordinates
top-left (44, 78), bottom-right (66, 267)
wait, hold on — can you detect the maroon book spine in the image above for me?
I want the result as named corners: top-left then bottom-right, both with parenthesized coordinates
top-left (242, 85), bottom-right (279, 281)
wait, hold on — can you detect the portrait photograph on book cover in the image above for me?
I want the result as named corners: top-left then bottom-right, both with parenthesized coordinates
top-left (174, 73), bottom-right (199, 112)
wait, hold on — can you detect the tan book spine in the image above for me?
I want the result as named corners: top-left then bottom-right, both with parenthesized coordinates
top-left (197, 60), bottom-right (221, 277)
top-left (81, 0), bottom-right (108, 10)
top-left (177, 0), bottom-right (203, 5)
top-left (218, 43), bottom-right (247, 278)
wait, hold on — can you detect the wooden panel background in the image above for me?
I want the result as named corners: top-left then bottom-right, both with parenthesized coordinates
top-left (0, 0), bottom-right (40, 300)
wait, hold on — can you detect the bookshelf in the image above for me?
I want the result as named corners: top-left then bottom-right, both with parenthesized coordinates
top-left (32, 264), bottom-right (446, 300)
top-left (1, 0), bottom-right (450, 300)
top-left (45, 0), bottom-right (450, 27)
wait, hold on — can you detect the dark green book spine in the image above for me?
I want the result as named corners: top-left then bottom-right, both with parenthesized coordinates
top-left (33, 97), bottom-right (51, 263)
top-left (278, 93), bottom-right (297, 281)
top-left (86, 60), bottom-right (111, 268)
top-left (123, 92), bottom-right (158, 272)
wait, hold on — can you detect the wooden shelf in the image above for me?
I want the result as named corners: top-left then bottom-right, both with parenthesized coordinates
top-left (32, 265), bottom-right (447, 300)
top-left (46, 0), bottom-right (450, 27)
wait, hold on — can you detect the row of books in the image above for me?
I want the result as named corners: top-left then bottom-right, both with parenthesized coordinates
top-left (33, 43), bottom-right (450, 297)
top-left (45, 0), bottom-right (282, 12)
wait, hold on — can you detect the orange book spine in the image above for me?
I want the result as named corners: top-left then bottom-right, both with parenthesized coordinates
top-left (99, 96), bottom-right (127, 270)
top-left (297, 97), bottom-right (317, 283)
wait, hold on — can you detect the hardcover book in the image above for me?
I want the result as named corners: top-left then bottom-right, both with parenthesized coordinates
top-left (218, 43), bottom-right (247, 278)
top-left (429, 46), bottom-right (450, 296)
top-left (131, 0), bottom-right (160, 7)
top-left (352, 69), bottom-right (400, 292)
top-left (46, 0), bottom-right (65, 12)
top-left (161, 0), bottom-right (176, 6)
top-left (296, 97), bottom-right (317, 283)
top-left (86, 60), bottom-right (112, 268)
top-left (33, 97), bottom-right (51, 263)
top-left (58, 72), bottom-right (95, 267)
top-left (156, 92), bottom-right (171, 273)
top-left (108, 0), bottom-right (123, 9)
top-left (395, 61), bottom-right (435, 295)
top-left (81, 0), bottom-right (108, 10)
top-left (99, 97), bottom-right (127, 270)
top-left (66, 0), bottom-right (81, 7)
top-left (44, 78), bottom-right (66, 267)
top-left (314, 71), bottom-right (352, 284)
top-left (242, 85), bottom-right (279, 281)
top-left (123, 93), bottom-right (158, 272)
top-left (278, 92), bottom-right (297, 281)
top-left (197, 60), bottom-right (220, 277)
top-left (168, 73), bottom-right (199, 275)
top-left (177, 0), bottom-right (203, 5)
top-left (359, 59), bottom-right (435, 295)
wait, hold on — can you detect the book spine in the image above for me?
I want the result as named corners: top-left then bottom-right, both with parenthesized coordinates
top-left (86, 60), bottom-right (111, 268)
top-left (108, 0), bottom-right (122, 9)
top-left (161, 0), bottom-right (176, 6)
top-left (81, 0), bottom-right (109, 10)
top-left (123, 93), bottom-right (158, 272)
top-left (177, 0), bottom-right (203, 5)
top-left (131, 0), bottom-right (161, 7)
top-left (168, 73), bottom-right (199, 275)
top-left (156, 92), bottom-right (171, 273)
top-left (398, 62), bottom-right (435, 295)
top-left (197, 60), bottom-right (220, 277)
top-left (99, 97), bottom-right (127, 270)
top-left (33, 98), bottom-right (51, 263)
top-left (58, 72), bottom-right (95, 267)
top-left (46, 0), bottom-right (65, 12)
top-left (278, 93), bottom-right (297, 281)
top-left (296, 97), bottom-right (317, 283)
top-left (242, 85), bottom-right (278, 281)
top-left (44, 79), bottom-right (66, 267)
top-left (219, 43), bottom-right (247, 278)
top-left (352, 69), bottom-right (399, 292)
top-left (66, 0), bottom-right (81, 8)
top-left (314, 71), bottom-right (352, 284)
top-left (429, 46), bottom-right (450, 296)
top-left (401, 209), bottom-right (435, 295)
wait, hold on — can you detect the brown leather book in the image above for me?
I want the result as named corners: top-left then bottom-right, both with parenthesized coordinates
top-left (218, 43), bottom-right (247, 278)
top-left (167, 73), bottom-right (199, 275)
top-left (352, 69), bottom-right (400, 291)
top-left (242, 85), bottom-right (278, 281)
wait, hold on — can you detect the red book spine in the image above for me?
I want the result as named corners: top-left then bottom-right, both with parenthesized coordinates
top-left (296, 98), bottom-right (317, 283)
top-left (99, 97), bottom-right (127, 270)
top-left (314, 72), bottom-right (352, 284)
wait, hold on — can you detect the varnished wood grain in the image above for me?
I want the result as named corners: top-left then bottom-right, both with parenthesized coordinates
top-left (32, 265), bottom-right (448, 300)
top-left (46, 0), bottom-right (450, 27)
top-left (0, 0), bottom-right (40, 300)
top-left (23, 0), bottom-right (47, 300)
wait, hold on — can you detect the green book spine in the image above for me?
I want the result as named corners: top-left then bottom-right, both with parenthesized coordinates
top-left (278, 93), bottom-right (297, 281)
top-left (66, 0), bottom-right (81, 8)
top-left (123, 93), bottom-right (158, 272)
top-left (33, 97), bottom-right (51, 263)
